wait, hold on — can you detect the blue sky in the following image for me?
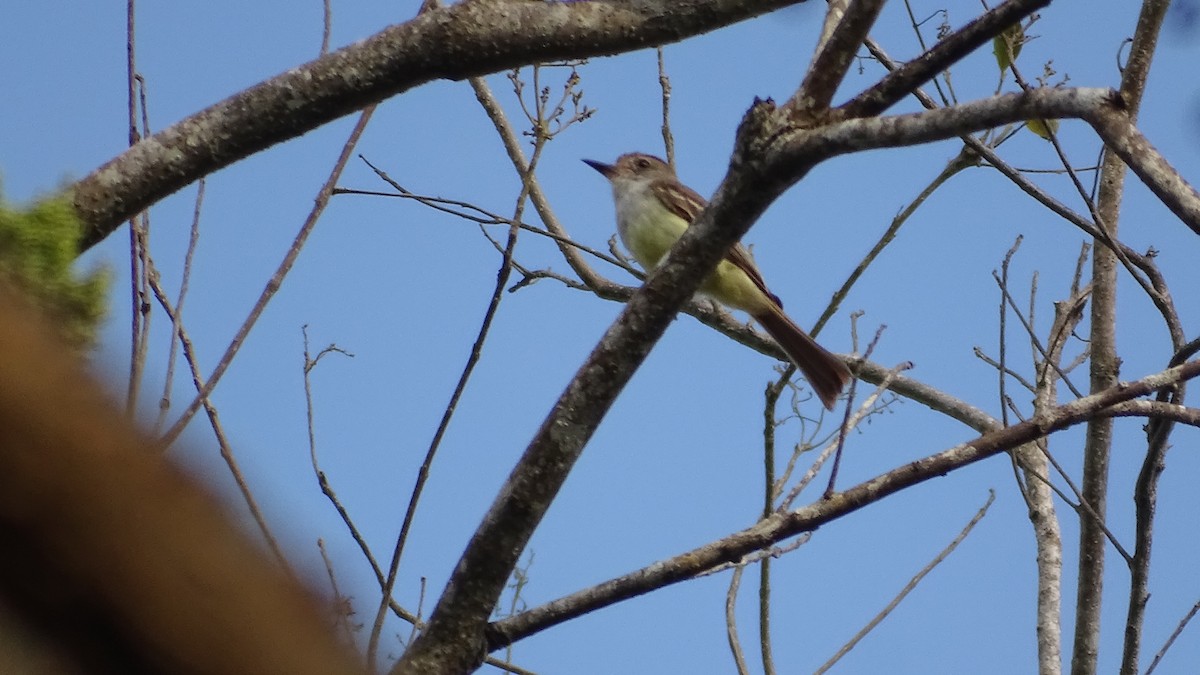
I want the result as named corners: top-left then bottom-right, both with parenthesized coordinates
top-left (4, 2), bottom-right (1200, 673)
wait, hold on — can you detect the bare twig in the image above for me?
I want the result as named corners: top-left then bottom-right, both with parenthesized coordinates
top-left (371, 70), bottom-right (555, 669)
top-left (725, 566), bottom-right (751, 675)
top-left (484, 349), bottom-right (1200, 651)
top-left (143, 263), bottom-right (292, 573)
top-left (792, 0), bottom-right (887, 112)
top-left (318, 538), bottom-right (360, 646)
top-left (843, 0), bottom-right (1051, 117)
top-left (657, 47), bottom-right (676, 168)
top-left (823, 324), bottom-right (887, 498)
top-left (320, 0), bottom-right (332, 56)
top-left (992, 265), bottom-right (1084, 400)
top-left (812, 146), bottom-right (975, 337)
top-left (1145, 599), bottom-right (1200, 674)
top-left (154, 178), bottom-right (203, 434)
top-left (898, 0), bottom-right (954, 106)
top-left (815, 491), bottom-right (995, 673)
top-left (757, 375), bottom-right (788, 675)
top-left (75, 0), bottom-right (813, 247)
top-left (159, 107), bottom-right (376, 449)
top-left (300, 325), bottom-right (381, 623)
top-left (345, 166), bottom-right (630, 272)
top-left (779, 361), bottom-right (907, 510)
top-left (125, 1), bottom-right (152, 415)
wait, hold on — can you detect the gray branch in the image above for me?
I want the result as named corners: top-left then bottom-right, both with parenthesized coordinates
top-left (71, 0), bottom-right (803, 249)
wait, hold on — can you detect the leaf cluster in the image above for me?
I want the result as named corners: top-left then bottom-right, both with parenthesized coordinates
top-left (0, 187), bottom-right (109, 348)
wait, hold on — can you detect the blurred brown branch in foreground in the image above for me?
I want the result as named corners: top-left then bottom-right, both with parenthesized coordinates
top-left (0, 287), bottom-right (361, 674)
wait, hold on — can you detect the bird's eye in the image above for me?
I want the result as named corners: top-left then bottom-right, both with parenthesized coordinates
top-left (635, 158), bottom-right (650, 170)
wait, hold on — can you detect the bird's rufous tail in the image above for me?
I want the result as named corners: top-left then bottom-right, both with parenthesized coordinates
top-left (754, 307), bottom-right (851, 410)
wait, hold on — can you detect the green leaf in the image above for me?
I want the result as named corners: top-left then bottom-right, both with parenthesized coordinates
top-left (0, 186), bottom-right (110, 349)
top-left (993, 24), bottom-right (1024, 72)
top-left (1026, 118), bottom-right (1060, 140)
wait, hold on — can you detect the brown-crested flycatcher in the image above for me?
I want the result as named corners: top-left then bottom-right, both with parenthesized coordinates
top-left (584, 152), bottom-right (850, 410)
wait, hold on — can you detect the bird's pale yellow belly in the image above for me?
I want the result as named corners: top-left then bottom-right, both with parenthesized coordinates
top-left (616, 188), bottom-right (774, 315)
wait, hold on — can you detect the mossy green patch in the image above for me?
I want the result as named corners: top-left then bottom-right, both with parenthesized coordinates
top-left (0, 187), bottom-right (110, 349)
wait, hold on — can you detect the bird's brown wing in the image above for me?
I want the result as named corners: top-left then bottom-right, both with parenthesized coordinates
top-left (650, 178), bottom-right (707, 222)
top-left (651, 178), bottom-right (782, 309)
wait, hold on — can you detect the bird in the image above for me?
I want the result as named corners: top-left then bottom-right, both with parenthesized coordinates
top-left (584, 152), bottom-right (850, 410)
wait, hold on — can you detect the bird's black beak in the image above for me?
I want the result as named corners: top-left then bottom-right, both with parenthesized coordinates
top-left (582, 158), bottom-right (614, 178)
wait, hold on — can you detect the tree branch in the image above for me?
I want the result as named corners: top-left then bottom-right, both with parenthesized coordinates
top-left (842, 0), bottom-right (1051, 118)
top-left (389, 99), bottom-right (800, 675)
top-left (488, 358), bottom-right (1200, 648)
top-left (72, 0), bottom-right (803, 249)
top-left (790, 0), bottom-right (886, 111)
top-left (390, 81), bottom-right (1198, 673)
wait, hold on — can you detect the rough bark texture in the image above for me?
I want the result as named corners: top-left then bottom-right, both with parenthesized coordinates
top-left (1075, 3), bottom-right (1171, 673)
top-left (72, 0), bottom-right (801, 249)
